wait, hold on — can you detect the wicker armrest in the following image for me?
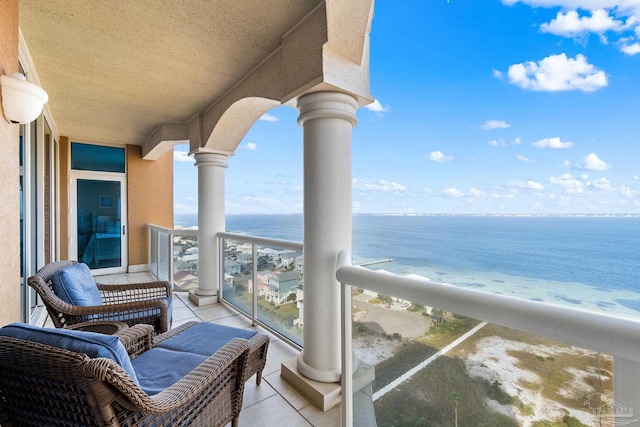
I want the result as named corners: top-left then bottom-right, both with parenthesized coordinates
top-left (118, 324), bottom-right (155, 358)
top-left (97, 281), bottom-right (172, 303)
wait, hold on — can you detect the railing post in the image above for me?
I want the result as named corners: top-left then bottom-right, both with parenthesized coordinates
top-left (147, 227), bottom-right (152, 275)
top-left (218, 237), bottom-right (224, 303)
top-left (252, 243), bottom-right (258, 326)
top-left (167, 231), bottom-right (174, 287)
top-left (341, 282), bottom-right (353, 427)
top-left (613, 357), bottom-right (640, 426)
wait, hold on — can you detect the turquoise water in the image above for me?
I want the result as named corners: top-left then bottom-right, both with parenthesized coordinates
top-left (175, 213), bottom-right (640, 318)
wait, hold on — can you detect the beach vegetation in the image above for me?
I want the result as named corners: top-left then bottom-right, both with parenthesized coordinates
top-left (531, 416), bottom-right (589, 427)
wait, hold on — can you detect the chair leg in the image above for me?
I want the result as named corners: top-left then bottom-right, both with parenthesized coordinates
top-left (232, 416), bottom-right (239, 427)
top-left (256, 370), bottom-right (263, 385)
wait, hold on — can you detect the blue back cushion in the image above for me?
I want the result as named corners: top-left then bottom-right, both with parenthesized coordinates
top-left (50, 263), bottom-right (103, 307)
top-left (131, 348), bottom-right (207, 395)
top-left (156, 322), bottom-right (256, 356)
top-left (0, 322), bottom-right (137, 384)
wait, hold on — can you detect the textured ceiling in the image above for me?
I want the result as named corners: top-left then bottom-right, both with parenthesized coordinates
top-left (19, 0), bottom-right (322, 145)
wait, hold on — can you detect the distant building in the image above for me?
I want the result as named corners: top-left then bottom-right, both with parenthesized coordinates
top-left (224, 259), bottom-right (242, 275)
top-left (294, 284), bottom-right (304, 328)
top-left (265, 271), bottom-right (301, 305)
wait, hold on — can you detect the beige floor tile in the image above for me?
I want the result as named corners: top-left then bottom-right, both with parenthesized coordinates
top-left (171, 306), bottom-right (197, 322)
top-left (228, 395), bottom-right (312, 427)
top-left (299, 401), bottom-right (341, 427)
top-left (241, 378), bottom-right (278, 408)
top-left (264, 371), bottom-right (310, 411)
top-left (95, 274), bottom-right (128, 284)
top-left (194, 306), bottom-right (243, 323)
top-left (261, 339), bottom-right (300, 378)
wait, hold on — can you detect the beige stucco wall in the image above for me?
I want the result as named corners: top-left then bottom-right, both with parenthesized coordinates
top-left (127, 145), bottom-right (173, 267)
top-left (0, 0), bottom-right (21, 324)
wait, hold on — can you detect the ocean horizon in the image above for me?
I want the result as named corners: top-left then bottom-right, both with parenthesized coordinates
top-left (175, 213), bottom-right (640, 319)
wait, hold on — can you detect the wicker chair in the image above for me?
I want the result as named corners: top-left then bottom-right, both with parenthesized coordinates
top-left (28, 260), bottom-right (172, 334)
top-left (0, 324), bottom-right (250, 427)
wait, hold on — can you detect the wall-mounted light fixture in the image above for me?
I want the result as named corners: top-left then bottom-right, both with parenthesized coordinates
top-left (1, 72), bottom-right (48, 124)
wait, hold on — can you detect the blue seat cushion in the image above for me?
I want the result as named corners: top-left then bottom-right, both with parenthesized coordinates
top-left (50, 263), bottom-right (103, 307)
top-left (0, 322), bottom-right (137, 384)
top-left (156, 322), bottom-right (256, 356)
top-left (131, 348), bottom-right (207, 395)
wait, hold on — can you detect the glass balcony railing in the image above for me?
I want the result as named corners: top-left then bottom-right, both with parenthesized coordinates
top-left (218, 232), bottom-right (304, 347)
top-left (148, 224), bottom-right (199, 291)
top-left (148, 227), bottom-right (640, 427)
top-left (337, 251), bottom-right (640, 427)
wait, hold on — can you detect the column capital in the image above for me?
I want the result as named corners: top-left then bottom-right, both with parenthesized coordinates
top-left (192, 150), bottom-right (231, 168)
top-left (297, 91), bottom-right (358, 128)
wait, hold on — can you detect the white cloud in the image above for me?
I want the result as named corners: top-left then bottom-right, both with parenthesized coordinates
top-left (242, 142), bottom-right (258, 151)
top-left (507, 53), bottom-right (607, 92)
top-left (549, 173), bottom-right (584, 193)
top-left (493, 69), bottom-right (504, 79)
top-left (242, 196), bottom-right (278, 205)
top-left (509, 180), bottom-right (545, 190)
top-left (620, 186), bottom-right (634, 198)
top-left (469, 188), bottom-right (487, 198)
top-left (444, 187), bottom-right (464, 198)
top-left (517, 154), bottom-right (534, 163)
top-left (174, 150), bottom-right (194, 163)
top-left (501, 1), bottom-right (640, 14)
top-left (364, 99), bottom-right (390, 115)
top-left (540, 9), bottom-right (624, 37)
top-left (482, 120), bottom-right (510, 130)
top-left (583, 152), bottom-right (610, 170)
top-left (259, 113), bottom-right (279, 122)
top-left (621, 41), bottom-right (640, 54)
top-left (591, 177), bottom-right (613, 190)
top-left (427, 150), bottom-right (454, 163)
top-left (634, 175), bottom-right (640, 180)
top-left (532, 137), bottom-right (575, 149)
top-left (353, 178), bottom-right (408, 192)
top-left (490, 138), bottom-right (522, 147)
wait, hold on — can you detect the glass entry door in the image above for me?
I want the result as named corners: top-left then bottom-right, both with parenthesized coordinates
top-left (70, 175), bottom-right (127, 273)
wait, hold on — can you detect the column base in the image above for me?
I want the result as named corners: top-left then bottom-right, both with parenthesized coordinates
top-left (280, 357), bottom-right (376, 412)
top-left (187, 289), bottom-right (218, 306)
top-left (281, 358), bottom-right (341, 411)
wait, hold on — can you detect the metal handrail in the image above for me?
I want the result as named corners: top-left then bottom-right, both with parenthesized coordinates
top-left (336, 250), bottom-right (640, 427)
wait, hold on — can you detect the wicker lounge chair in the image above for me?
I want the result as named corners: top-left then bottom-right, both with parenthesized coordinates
top-left (28, 260), bottom-right (172, 334)
top-left (0, 323), bottom-right (250, 427)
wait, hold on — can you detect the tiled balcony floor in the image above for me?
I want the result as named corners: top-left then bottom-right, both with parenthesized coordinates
top-left (91, 272), bottom-right (342, 427)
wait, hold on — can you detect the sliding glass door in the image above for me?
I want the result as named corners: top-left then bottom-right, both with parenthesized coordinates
top-left (70, 174), bottom-right (127, 274)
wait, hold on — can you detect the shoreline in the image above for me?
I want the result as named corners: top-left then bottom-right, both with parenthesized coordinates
top-left (359, 258), bottom-right (640, 321)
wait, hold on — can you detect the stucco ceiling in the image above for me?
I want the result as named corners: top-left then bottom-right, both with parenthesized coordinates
top-left (19, 0), bottom-right (323, 145)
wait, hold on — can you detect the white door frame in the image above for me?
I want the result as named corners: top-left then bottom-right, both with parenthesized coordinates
top-left (69, 171), bottom-right (128, 275)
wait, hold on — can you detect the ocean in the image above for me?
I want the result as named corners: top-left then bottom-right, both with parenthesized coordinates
top-left (175, 213), bottom-right (640, 319)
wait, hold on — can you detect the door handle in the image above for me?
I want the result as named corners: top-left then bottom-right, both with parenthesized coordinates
top-left (122, 225), bottom-right (126, 235)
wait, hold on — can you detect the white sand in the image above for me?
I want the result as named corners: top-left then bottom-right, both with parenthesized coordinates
top-left (465, 335), bottom-right (609, 426)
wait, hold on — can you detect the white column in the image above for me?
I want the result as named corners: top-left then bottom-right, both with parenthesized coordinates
top-left (297, 91), bottom-right (358, 383)
top-left (190, 151), bottom-right (228, 305)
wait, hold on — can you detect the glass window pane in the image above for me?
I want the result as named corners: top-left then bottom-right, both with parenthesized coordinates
top-left (71, 143), bottom-right (125, 173)
top-left (77, 179), bottom-right (122, 269)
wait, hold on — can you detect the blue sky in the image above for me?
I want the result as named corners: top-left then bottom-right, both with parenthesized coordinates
top-left (174, 0), bottom-right (640, 215)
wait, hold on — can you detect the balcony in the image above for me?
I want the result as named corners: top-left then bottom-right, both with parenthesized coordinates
top-left (146, 225), bottom-right (640, 427)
